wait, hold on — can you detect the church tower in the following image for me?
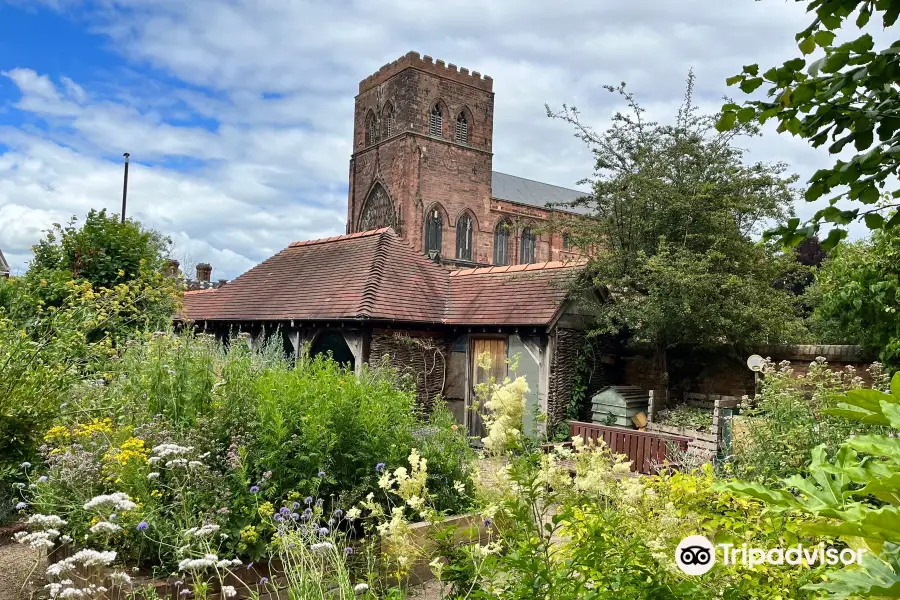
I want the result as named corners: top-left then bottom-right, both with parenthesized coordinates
top-left (347, 51), bottom-right (495, 265)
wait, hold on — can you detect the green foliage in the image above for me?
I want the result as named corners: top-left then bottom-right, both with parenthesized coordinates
top-left (807, 224), bottom-right (900, 367)
top-left (655, 405), bottom-right (712, 432)
top-left (723, 371), bottom-right (900, 598)
top-left (719, 1), bottom-right (900, 248)
top-left (727, 357), bottom-right (890, 484)
top-left (547, 72), bottom-right (807, 371)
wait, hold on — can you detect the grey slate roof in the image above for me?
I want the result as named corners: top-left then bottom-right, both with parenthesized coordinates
top-left (0, 248), bottom-right (9, 275)
top-left (491, 171), bottom-right (592, 214)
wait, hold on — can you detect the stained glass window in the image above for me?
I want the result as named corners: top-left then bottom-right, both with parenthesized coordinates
top-left (456, 213), bottom-right (473, 261)
top-left (359, 184), bottom-right (396, 231)
top-left (425, 208), bottom-right (443, 255)
top-left (494, 219), bottom-right (511, 266)
top-left (520, 227), bottom-right (536, 264)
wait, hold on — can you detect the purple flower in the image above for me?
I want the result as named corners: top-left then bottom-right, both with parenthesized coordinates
top-left (292, 501), bottom-right (301, 510)
top-left (273, 515), bottom-right (284, 523)
top-left (376, 463), bottom-right (385, 472)
top-left (109, 513), bottom-right (117, 521)
top-left (334, 509), bottom-right (344, 518)
top-left (484, 518), bottom-right (493, 527)
top-left (20, 462), bottom-right (31, 469)
top-left (291, 512), bottom-right (300, 520)
top-left (250, 485), bottom-right (260, 494)
top-left (318, 471), bottom-right (326, 478)
top-left (305, 496), bottom-right (313, 505)
top-left (14, 502), bottom-right (27, 510)
top-left (315, 498), bottom-right (323, 508)
top-left (180, 589), bottom-right (190, 596)
top-left (279, 506), bottom-right (291, 516)
top-left (318, 527), bottom-right (329, 536)
top-left (38, 476), bottom-right (48, 483)
top-left (246, 563), bottom-right (254, 570)
top-left (344, 547), bottom-right (353, 555)
top-left (258, 577), bottom-right (269, 586)
top-left (136, 521), bottom-right (149, 531)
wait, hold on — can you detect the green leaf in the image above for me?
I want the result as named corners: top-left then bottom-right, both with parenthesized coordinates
top-left (851, 34), bottom-right (875, 54)
top-left (715, 111), bottom-right (737, 132)
top-left (739, 77), bottom-right (764, 94)
top-left (860, 185), bottom-right (881, 204)
top-left (736, 107), bottom-right (756, 124)
top-left (865, 213), bottom-right (886, 229)
top-left (820, 228), bottom-right (848, 251)
top-left (814, 30), bottom-right (836, 48)
top-left (799, 36), bottom-right (817, 55)
top-left (725, 75), bottom-right (742, 86)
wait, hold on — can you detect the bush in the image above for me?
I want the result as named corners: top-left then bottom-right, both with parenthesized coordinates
top-left (726, 357), bottom-right (891, 483)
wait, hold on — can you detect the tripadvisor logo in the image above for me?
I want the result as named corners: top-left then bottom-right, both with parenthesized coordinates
top-left (675, 536), bottom-right (866, 576)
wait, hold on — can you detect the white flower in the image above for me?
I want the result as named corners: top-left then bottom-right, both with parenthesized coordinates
top-left (151, 443), bottom-right (194, 458)
top-left (148, 457), bottom-right (161, 465)
top-left (346, 507), bottom-right (361, 521)
top-left (222, 586), bottom-right (236, 598)
top-left (188, 461), bottom-right (204, 469)
top-left (147, 472), bottom-right (160, 480)
top-left (310, 542), bottom-right (335, 553)
top-left (166, 458), bottom-right (188, 468)
top-left (184, 523), bottom-right (219, 538)
top-left (453, 481), bottom-right (466, 494)
top-left (90, 521), bottom-right (121, 534)
top-left (178, 555), bottom-right (218, 571)
top-left (84, 493), bottom-right (137, 512)
top-left (26, 514), bottom-right (67, 529)
top-left (108, 572), bottom-right (132, 585)
top-left (354, 583), bottom-right (370, 594)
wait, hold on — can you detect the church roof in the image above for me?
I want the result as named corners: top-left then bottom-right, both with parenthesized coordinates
top-left (491, 171), bottom-right (591, 214)
top-left (180, 228), bottom-right (583, 327)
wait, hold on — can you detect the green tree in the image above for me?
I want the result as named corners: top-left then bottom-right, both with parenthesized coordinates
top-left (547, 73), bottom-right (807, 384)
top-left (807, 220), bottom-right (900, 366)
top-left (718, 0), bottom-right (900, 250)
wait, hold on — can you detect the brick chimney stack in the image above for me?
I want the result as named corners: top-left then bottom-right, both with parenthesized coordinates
top-left (164, 259), bottom-right (180, 278)
top-left (196, 263), bottom-right (212, 283)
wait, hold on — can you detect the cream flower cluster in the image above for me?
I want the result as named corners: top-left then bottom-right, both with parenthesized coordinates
top-left (481, 375), bottom-right (529, 456)
top-left (83, 492), bottom-right (137, 511)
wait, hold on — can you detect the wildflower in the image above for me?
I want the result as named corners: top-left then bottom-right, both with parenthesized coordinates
top-left (291, 501), bottom-right (301, 510)
top-left (318, 527), bottom-right (329, 536)
top-left (318, 471), bottom-right (326, 477)
top-left (305, 496), bottom-right (313, 505)
top-left (109, 572), bottom-right (132, 585)
top-left (84, 492), bottom-right (137, 512)
top-left (334, 509), bottom-right (344, 518)
top-left (109, 513), bottom-right (117, 521)
top-left (344, 547), bottom-right (353, 555)
top-left (354, 583), bottom-right (370, 594)
top-left (484, 518), bottom-right (493, 526)
top-left (346, 507), bottom-right (361, 521)
top-left (258, 577), bottom-right (269, 586)
top-left (310, 542), bottom-right (334, 553)
top-left (20, 462), bottom-right (32, 469)
top-left (147, 472), bottom-right (160, 480)
top-left (27, 514), bottom-right (66, 528)
top-left (14, 483), bottom-right (25, 489)
top-left (376, 463), bottom-right (386, 472)
top-left (217, 507), bottom-right (230, 515)
top-left (15, 502), bottom-right (27, 510)
top-left (263, 471), bottom-right (272, 479)
top-left (453, 481), bottom-right (466, 494)
top-left (249, 485), bottom-right (260, 494)
top-left (136, 522), bottom-right (149, 531)
top-left (180, 589), bottom-right (190, 596)
top-left (38, 476), bottom-right (48, 483)
top-left (90, 521), bottom-right (121, 534)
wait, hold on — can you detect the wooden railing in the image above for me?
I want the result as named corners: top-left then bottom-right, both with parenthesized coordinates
top-left (567, 421), bottom-right (691, 475)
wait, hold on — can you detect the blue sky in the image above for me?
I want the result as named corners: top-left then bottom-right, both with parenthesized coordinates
top-left (0, 0), bottom-right (876, 279)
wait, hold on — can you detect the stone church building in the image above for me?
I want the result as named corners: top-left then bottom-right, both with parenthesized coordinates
top-left (180, 52), bottom-right (607, 438)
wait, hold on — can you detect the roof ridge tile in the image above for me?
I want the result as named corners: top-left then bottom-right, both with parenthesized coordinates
top-left (289, 227), bottom-right (389, 248)
top-left (358, 230), bottom-right (390, 318)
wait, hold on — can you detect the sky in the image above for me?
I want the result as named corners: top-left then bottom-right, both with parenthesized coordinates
top-left (0, 0), bottom-right (875, 280)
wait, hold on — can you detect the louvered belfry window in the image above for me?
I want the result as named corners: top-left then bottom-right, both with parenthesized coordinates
top-left (425, 208), bottom-right (443, 255)
top-left (385, 106), bottom-right (394, 137)
top-left (455, 113), bottom-right (468, 144)
top-left (520, 227), bottom-right (536, 264)
top-left (493, 220), bottom-right (510, 266)
top-left (365, 112), bottom-right (377, 146)
top-left (456, 213), bottom-right (473, 261)
top-left (429, 104), bottom-right (443, 137)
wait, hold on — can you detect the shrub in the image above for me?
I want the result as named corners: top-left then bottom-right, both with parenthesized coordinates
top-left (726, 357), bottom-right (891, 483)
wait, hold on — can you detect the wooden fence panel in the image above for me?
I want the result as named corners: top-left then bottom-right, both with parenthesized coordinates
top-left (567, 421), bottom-right (691, 475)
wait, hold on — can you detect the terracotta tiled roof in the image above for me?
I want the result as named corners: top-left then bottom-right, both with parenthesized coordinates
top-left (180, 229), bottom-right (585, 327)
top-left (446, 261), bottom-right (585, 325)
top-left (181, 229), bottom-right (447, 322)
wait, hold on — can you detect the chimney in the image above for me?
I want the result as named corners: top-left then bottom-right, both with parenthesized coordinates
top-left (196, 263), bottom-right (212, 283)
top-left (164, 259), bottom-right (180, 278)
top-left (216, 278), bottom-right (227, 288)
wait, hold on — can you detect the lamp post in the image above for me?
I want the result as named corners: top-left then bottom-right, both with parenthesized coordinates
top-left (121, 152), bottom-right (130, 223)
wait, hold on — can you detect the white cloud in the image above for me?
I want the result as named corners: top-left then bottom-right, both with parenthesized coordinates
top-left (0, 0), bottom-right (875, 278)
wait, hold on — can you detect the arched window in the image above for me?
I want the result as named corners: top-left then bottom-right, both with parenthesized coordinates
top-left (383, 104), bottom-right (394, 138)
top-left (520, 227), bottom-right (536, 264)
top-left (493, 219), bottom-right (511, 266)
top-left (455, 112), bottom-right (468, 144)
top-left (456, 213), bottom-right (474, 261)
top-left (365, 111), bottom-right (377, 146)
top-left (359, 183), bottom-right (396, 231)
top-left (562, 232), bottom-right (571, 251)
top-left (429, 104), bottom-right (443, 137)
top-left (424, 207), bottom-right (443, 255)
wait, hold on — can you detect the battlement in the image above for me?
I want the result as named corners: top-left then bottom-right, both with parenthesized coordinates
top-left (359, 51), bottom-right (493, 94)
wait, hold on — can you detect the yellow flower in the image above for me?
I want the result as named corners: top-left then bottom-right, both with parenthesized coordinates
top-left (74, 418), bottom-right (113, 438)
top-left (240, 526), bottom-right (259, 544)
top-left (110, 437), bottom-right (150, 465)
top-left (151, 490), bottom-right (162, 498)
top-left (258, 502), bottom-right (275, 518)
top-left (44, 426), bottom-right (71, 444)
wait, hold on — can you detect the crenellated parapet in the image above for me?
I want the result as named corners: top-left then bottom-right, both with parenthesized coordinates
top-left (359, 51), bottom-right (493, 94)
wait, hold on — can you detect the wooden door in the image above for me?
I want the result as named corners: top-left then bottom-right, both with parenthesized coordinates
top-left (469, 337), bottom-right (508, 439)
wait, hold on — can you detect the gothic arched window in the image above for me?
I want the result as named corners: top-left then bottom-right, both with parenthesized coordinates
top-left (359, 184), bottom-right (396, 231)
top-left (424, 207), bottom-right (443, 255)
top-left (493, 219), bottom-right (511, 266)
top-left (455, 112), bottom-right (468, 144)
top-left (456, 213), bottom-right (474, 261)
top-left (520, 227), bottom-right (536, 264)
top-left (429, 104), bottom-right (443, 137)
top-left (365, 111), bottom-right (377, 147)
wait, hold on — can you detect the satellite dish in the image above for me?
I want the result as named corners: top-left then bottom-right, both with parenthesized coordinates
top-left (746, 354), bottom-right (764, 372)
